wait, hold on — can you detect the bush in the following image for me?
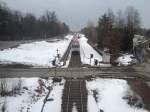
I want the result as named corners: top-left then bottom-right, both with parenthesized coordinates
top-left (0, 78), bottom-right (22, 96)
top-left (52, 77), bottom-right (62, 83)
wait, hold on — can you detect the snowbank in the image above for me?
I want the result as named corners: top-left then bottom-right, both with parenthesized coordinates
top-left (0, 35), bottom-right (73, 67)
top-left (79, 34), bottom-right (102, 66)
top-left (86, 78), bottom-right (148, 112)
top-left (31, 79), bottom-right (65, 112)
top-left (116, 54), bottom-right (136, 66)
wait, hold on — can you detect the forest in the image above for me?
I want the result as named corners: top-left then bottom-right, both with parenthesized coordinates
top-left (0, 3), bottom-right (69, 40)
top-left (81, 6), bottom-right (150, 55)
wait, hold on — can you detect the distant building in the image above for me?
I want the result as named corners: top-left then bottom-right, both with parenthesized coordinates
top-left (133, 35), bottom-right (145, 46)
top-left (133, 34), bottom-right (150, 62)
top-left (102, 48), bottom-right (110, 63)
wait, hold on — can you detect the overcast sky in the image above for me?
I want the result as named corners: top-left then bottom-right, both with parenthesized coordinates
top-left (1, 0), bottom-right (150, 31)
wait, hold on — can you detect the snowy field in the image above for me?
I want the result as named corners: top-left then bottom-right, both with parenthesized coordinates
top-left (0, 33), bottom-right (108, 67)
top-left (79, 34), bottom-right (103, 66)
top-left (0, 33), bottom-right (135, 67)
top-left (0, 35), bottom-right (73, 67)
top-left (86, 78), bottom-right (149, 112)
top-left (0, 77), bottom-right (65, 112)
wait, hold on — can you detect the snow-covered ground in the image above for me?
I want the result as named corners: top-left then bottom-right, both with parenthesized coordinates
top-left (0, 33), bottom-right (110, 67)
top-left (86, 78), bottom-right (149, 112)
top-left (116, 54), bottom-right (136, 66)
top-left (0, 35), bottom-right (73, 67)
top-left (79, 34), bottom-right (103, 66)
top-left (0, 77), bottom-right (65, 112)
top-left (0, 33), bottom-right (136, 67)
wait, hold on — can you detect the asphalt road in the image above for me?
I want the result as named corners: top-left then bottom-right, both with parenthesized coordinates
top-left (0, 67), bottom-right (150, 81)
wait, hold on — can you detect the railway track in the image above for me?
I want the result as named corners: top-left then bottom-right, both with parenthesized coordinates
top-left (60, 41), bottom-right (72, 66)
top-left (69, 51), bottom-right (82, 67)
top-left (61, 79), bottom-right (87, 112)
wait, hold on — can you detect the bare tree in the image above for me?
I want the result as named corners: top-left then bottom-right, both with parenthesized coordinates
top-left (107, 8), bottom-right (115, 28)
top-left (125, 6), bottom-right (141, 34)
top-left (115, 10), bottom-right (125, 29)
top-left (0, 3), bottom-right (70, 40)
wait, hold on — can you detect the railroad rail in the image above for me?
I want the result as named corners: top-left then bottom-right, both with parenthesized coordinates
top-left (69, 51), bottom-right (81, 67)
top-left (61, 79), bottom-right (87, 112)
top-left (60, 41), bottom-right (72, 66)
top-left (60, 35), bottom-right (80, 66)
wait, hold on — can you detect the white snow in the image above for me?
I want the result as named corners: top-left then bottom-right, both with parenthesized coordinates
top-left (86, 78), bottom-right (149, 112)
top-left (88, 95), bottom-right (99, 112)
top-left (0, 78), bottom-right (39, 112)
top-left (0, 78), bottom-right (22, 92)
top-left (61, 50), bottom-right (72, 68)
top-left (0, 33), bottom-right (109, 67)
top-left (0, 77), bottom-right (65, 112)
top-left (79, 34), bottom-right (102, 66)
top-left (31, 79), bottom-right (65, 112)
top-left (72, 103), bottom-right (78, 112)
top-left (116, 54), bottom-right (135, 66)
top-left (42, 86), bottom-right (63, 112)
top-left (0, 35), bottom-right (73, 67)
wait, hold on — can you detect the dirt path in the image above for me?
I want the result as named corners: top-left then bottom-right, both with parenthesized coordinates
top-left (61, 79), bottom-right (87, 112)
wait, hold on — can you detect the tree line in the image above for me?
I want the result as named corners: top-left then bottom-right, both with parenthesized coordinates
top-left (81, 6), bottom-right (150, 62)
top-left (0, 3), bottom-right (69, 40)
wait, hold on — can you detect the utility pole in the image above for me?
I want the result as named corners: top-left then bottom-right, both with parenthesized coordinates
top-left (90, 54), bottom-right (93, 65)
